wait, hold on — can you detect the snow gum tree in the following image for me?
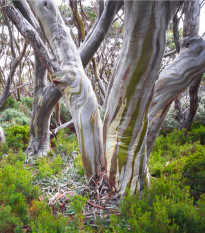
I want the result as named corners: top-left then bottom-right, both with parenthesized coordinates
top-left (3, 0), bottom-right (205, 195)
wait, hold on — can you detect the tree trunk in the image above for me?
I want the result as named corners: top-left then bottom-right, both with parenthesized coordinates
top-left (27, 55), bottom-right (62, 157)
top-left (181, 0), bottom-right (202, 130)
top-left (181, 76), bottom-right (202, 130)
top-left (103, 1), bottom-right (181, 194)
top-left (0, 126), bottom-right (5, 145)
top-left (29, 0), bottom-right (106, 179)
top-left (147, 36), bottom-right (205, 156)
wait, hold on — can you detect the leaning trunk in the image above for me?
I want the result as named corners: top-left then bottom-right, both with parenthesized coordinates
top-left (103, 1), bottom-right (181, 194)
top-left (29, 0), bottom-right (106, 179)
top-left (148, 36), bottom-right (205, 156)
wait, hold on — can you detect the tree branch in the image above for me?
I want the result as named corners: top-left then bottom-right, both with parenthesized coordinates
top-left (4, 5), bottom-right (60, 74)
top-left (79, 0), bottom-right (123, 67)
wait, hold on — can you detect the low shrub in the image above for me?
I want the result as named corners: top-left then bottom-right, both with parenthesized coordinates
top-left (0, 108), bottom-right (30, 126)
top-left (107, 176), bottom-right (205, 233)
top-left (51, 129), bottom-right (79, 156)
top-left (33, 155), bottom-right (64, 180)
top-left (0, 153), bottom-right (40, 232)
top-left (3, 125), bottom-right (29, 151)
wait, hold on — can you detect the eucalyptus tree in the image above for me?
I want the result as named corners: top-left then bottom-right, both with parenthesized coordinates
top-left (3, 0), bottom-right (205, 195)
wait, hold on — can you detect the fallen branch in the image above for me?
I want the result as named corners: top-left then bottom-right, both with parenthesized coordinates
top-left (86, 200), bottom-right (116, 212)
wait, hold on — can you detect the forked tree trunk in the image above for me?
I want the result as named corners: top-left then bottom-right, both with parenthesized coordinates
top-left (8, 0), bottom-right (205, 196)
top-left (103, 1), bottom-right (181, 194)
top-left (28, 0), bottom-right (106, 179)
top-left (9, 0), bottom-right (122, 158)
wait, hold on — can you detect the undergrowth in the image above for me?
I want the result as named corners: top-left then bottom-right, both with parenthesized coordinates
top-left (0, 122), bottom-right (204, 232)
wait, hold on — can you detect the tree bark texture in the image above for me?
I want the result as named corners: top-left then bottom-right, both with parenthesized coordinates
top-left (181, 0), bottom-right (202, 130)
top-left (148, 36), bottom-right (205, 155)
top-left (6, 1), bottom-right (121, 159)
top-left (103, 1), bottom-right (181, 194)
top-left (28, 0), bottom-right (106, 179)
top-left (27, 55), bottom-right (62, 157)
top-left (181, 75), bottom-right (202, 130)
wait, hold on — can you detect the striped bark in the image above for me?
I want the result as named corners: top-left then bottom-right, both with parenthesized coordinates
top-left (28, 0), bottom-right (106, 179)
top-left (27, 55), bottom-right (62, 157)
top-left (103, 1), bottom-right (181, 194)
top-left (180, 0), bottom-right (202, 130)
top-left (147, 0), bottom-right (204, 155)
top-left (148, 36), bottom-right (205, 155)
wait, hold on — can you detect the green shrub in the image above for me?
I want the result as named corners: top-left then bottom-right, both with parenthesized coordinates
top-left (108, 176), bottom-right (205, 233)
top-left (0, 108), bottom-right (30, 126)
top-left (187, 125), bottom-right (205, 145)
top-left (0, 205), bottom-right (23, 233)
top-left (20, 97), bottom-right (33, 110)
top-left (34, 155), bottom-right (64, 180)
top-left (4, 125), bottom-right (29, 151)
top-left (0, 154), bottom-right (40, 231)
top-left (30, 200), bottom-right (69, 233)
top-left (149, 127), bottom-right (205, 200)
top-left (52, 129), bottom-right (79, 156)
top-left (3, 96), bottom-right (17, 109)
top-left (183, 149), bottom-right (205, 200)
top-left (68, 195), bottom-right (87, 231)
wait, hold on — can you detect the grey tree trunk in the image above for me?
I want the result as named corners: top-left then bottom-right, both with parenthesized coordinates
top-left (6, 0), bottom-right (205, 196)
top-left (103, 1), bottom-right (181, 194)
top-left (181, 0), bottom-right (202, 130)
top-left (27, 55), bottom-right (62, 157)
top-left (28, 0), bottom-right (106, 179)
top-left (7, 0), bottom-right (122, 158)
top-left (147, 36), bottom-right (205, 156)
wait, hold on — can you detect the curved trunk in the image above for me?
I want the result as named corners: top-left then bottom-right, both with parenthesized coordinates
top-left (29, 0), bottom-right (105, 179)
top-left (103, 1), bottom-right (180, 194)
top-left (148, 36), bottom-right (205, 155)
top-left (27, 55), bottom-right (62, 157)
top-left (180, 0), bottom-right (201, 130)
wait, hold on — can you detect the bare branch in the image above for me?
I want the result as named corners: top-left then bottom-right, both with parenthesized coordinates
top-left (0, 41), bottom-right (27, 108)
top-left (52, 120), bottom-right (74, 135)
top-left (79, 0), bottom-right (123, 67)
top-left (4, 5), bottom-right (60, 74)
top-left (163, 49), bottom-right (177, 57)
